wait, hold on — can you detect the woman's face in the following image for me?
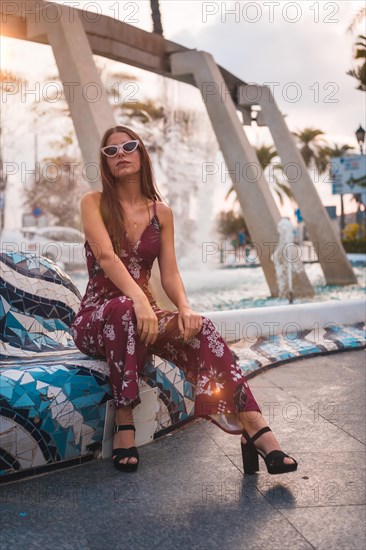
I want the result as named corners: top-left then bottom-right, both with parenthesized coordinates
top-left (104, 132), bottom-right (141, 179)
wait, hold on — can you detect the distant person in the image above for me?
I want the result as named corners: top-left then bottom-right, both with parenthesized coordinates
top-left (237, 229), bottom-right (246, 259)
top-left (71, 125), bottom-right (297, 475)
top-left (238, 229), bottom-right (246, 247)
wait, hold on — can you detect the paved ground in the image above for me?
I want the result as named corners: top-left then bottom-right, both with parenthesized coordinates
top-left (1, 349), bottom-right (365, 550)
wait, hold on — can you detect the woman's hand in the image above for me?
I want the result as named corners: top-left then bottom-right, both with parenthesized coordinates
top-left (178, 305), bottom-right (203, 342)
top-left (132, 296), bottom-right (159, 346)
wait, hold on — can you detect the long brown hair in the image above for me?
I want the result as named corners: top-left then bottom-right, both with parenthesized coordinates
top-left (99, 125), bottom-right (166, 256)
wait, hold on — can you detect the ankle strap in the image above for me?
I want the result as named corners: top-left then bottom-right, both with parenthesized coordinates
top-left (114, 424), bottom-right (135, 433)
top-left (242, 425), bottom-right (271, 443)
top-left (251, 426), bottom-right (271, 443)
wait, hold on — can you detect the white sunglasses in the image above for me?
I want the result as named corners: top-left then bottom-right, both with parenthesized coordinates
top-left (101, 140), bottom-right (140, 157)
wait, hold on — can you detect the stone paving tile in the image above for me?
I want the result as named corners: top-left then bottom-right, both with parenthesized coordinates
top-left (280, 505), bottom-right (366, 550)
top-left (0, 350), bottom-right (364, 550)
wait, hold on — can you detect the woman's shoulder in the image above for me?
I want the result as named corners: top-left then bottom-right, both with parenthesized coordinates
top-left (154, 200), bottom-right (172, 227)
top-left (154, 200), bottom-right (171, 216)
top-left (81, 190), bottom-right (102, 206)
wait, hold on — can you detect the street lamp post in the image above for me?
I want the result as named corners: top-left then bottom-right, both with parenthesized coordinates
top-left (355, 124), bottom-right (365, 155)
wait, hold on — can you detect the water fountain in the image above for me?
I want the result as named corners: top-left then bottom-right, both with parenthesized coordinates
top-left (1, 1), bottom-right (364, 484)
top-left (271, 218), bottom-right (305, 304)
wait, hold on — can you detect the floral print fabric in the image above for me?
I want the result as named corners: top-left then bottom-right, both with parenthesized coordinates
top-left (71, 200), bottom-right (261, 434)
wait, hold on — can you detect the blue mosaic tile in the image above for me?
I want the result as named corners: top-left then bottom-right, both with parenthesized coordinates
top-left (1, 250), bottom-right (365, 481)
top-left (238, 359), bottom-right (263, 375)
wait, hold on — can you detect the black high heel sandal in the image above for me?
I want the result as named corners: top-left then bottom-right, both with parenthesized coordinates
top-left (241, 426), bottom-right (298, 475)
top-left (112, 424), bottom-right (139, 472)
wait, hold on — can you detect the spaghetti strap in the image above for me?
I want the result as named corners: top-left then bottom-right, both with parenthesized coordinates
top-left (153, 200), bottom-right (157, 217)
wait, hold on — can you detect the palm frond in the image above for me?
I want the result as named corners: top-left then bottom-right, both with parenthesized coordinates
top-left (347, 7), bottom-right (366, 33)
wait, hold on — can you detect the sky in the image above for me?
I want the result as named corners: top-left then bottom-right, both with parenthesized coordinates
top-left (1, 0), bottom-right (365, 227)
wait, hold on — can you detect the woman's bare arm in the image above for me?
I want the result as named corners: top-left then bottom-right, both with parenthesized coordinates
top-left (157, 203), bottom-right (191, 310)
top-left (157, 203), bottom-right (203, 340)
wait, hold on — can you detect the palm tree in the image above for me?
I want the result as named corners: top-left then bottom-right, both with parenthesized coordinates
top-left (0, 70), bottom-right (27, 232)
top-left (225, 144), bottom-right (295, 207)
top-left (291, 127), bottom-right (328, 172)
top-left (347, 7), bottom-right (366, 91)
top-left (150, 1), bottom-right (164, 35)
top-left (347, 34), bottom-right (366, 92)
top-left (347, 6), bottom-right (366, 33)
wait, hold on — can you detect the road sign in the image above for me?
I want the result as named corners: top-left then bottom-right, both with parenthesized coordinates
top-left (331, 154), bottom-right (366, 196)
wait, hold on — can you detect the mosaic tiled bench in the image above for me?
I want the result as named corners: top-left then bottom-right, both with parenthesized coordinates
top-left (1, 251), bottom-right (365, 483)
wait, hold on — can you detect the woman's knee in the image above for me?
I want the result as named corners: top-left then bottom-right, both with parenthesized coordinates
top-left (104, 296), bottom-right (136, 321)
top-left (199, 315), bottom-right (216, 333)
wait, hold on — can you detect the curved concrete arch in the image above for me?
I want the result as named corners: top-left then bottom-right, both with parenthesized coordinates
top-left (1, 0), bottom-right (356, 294)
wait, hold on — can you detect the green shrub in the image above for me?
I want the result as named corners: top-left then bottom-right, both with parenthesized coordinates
top-left (341, 239), bottom-right (366, 253)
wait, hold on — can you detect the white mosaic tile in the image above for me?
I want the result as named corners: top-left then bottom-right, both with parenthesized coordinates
top-left (1, 261), bottom-right (81, 311)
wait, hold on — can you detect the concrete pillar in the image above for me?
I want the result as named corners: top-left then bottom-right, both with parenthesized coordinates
top-left (27, 3), bottom-right (115, 187)
top-left (257, 85), bottom-right (357, 285)
top-left (27, 3), bottom-right (176, 309)
top-left (170, 50), bottom-right (314, 297)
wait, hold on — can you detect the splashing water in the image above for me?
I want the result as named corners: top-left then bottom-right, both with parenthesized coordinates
top-left (271, 218), bottom-right (304, 301)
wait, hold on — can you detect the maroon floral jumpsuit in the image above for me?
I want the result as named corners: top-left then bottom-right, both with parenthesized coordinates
top-left (71, 200), bottom-right (261, 434)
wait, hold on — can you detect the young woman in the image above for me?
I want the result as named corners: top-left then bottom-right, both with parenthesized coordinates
top-left (71, 125), bottom-right (298, 475)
